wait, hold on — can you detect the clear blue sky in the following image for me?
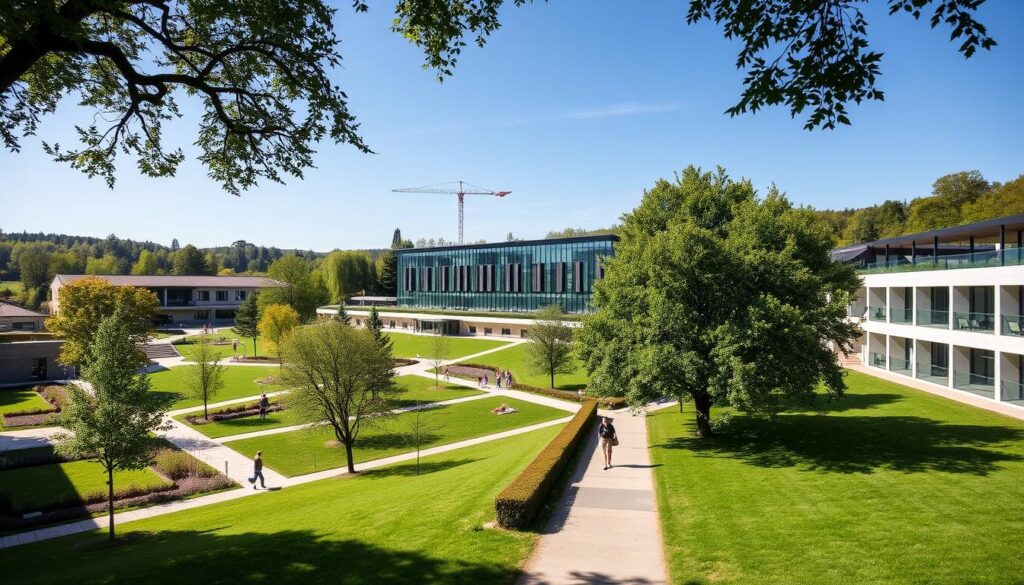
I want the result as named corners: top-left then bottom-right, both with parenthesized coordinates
top-left (2, 0), bottom-right (1021, 251)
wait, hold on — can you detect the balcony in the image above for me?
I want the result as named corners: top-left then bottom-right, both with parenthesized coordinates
top-left (889, 357), bottom-right (912, 376)
top-left (1002, 315), bottom-right (1024, 337)
top-left (868, 306), bottom-right (888, 322)
top-left (916, 363), bottom-right (948, 387)
top-left (954, 371), bottom-right (995, 399)
top-left (869, 352), bottom-right (887, 369)
top-left (916, 309), bottom-right (949, 328)
top-left (890, 308), bottom-right (913, 324)
top-left (952, 312), bottom-right (995, 334)
top-left (858, 247), bottom-right (1024, 274)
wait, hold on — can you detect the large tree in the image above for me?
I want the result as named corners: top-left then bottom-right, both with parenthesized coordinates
top-left (905, 170), bottom-right (992, 232)
top-left (54, 306), bottom-right (168, 541)
top-left (282, 320), bottom-right (395, 473)
top-left (376, 250), bottom-right (398, 297)
top-left (576, 166), bottom-right (861, 437)
top-left (259, 255), bottom-right (327, 320)
top-left (258, 302), bottom-right (300, 364)
top-left (525, 304), bottom-right (575, 389)
top-left (172, 244), bottom-right (211, 276)
top-left (46, 276), bottom-right (158, 366)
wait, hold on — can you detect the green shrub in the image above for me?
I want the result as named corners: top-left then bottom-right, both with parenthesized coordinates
top-left (494, 400), bottom-right (597, 530)
top-left (153, 448), bottom-right (218, 479)
top-left (37, 385), bottom-right (69, 410)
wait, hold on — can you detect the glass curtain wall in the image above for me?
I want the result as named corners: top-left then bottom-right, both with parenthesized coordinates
top-left (396, 236), bottom-right (616, 313)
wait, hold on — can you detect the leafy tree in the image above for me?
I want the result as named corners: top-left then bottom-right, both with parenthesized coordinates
top-left (427, 334), bottom-right (450, 388)
top-left (365, 306), bottom-right (392, 352)
top-left (170, 238), bottom-right (180, 251)
top-left (46, 276), bottom-right (158, 366)
top-left (376, 250), bottom-right (398, 296)
top-left (258, 303), bottom-right (300, 364)
top-left (336, 304), bottom-right (352, 326)
top-left (130, 249), bottom-right (159, 275)
top-left (282, 320), bottom-right (395, 473)
top-left (53, 306), bottom-right (168, 541)
top-left (16, 242), bottom-right (50, 293)
top-left (232, 292), bottom-right (261, 358)
top-left (85, 253), bottom-right (124, 275)
top-left (840, 200), bottom-right (909, 244)
top-left (576, 166), bottom-right (861, 437)
top-left (185, 339), bottom-right (225, 420)
top-left (320, 250), bottom-right (375, 303)
top-left (962, 176), bottom-right (1024, 223)
top-left (172, 244), bottom-right (211, 275)
top-left (545, 226), bottom-right (620, 239)
top-left (905, 170), bottom-right (992, 232)
top-left (525, 304), bottom-right (576, 389)
top-left (260, 255), bottom-right (328, 320)
top-left (391, 228), bottom-right (403, 248)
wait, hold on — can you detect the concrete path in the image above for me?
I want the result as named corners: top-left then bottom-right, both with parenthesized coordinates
top-left (160, 415), bottom-right (289, 488)
top-left (518, 408), bottom-right (668, 585)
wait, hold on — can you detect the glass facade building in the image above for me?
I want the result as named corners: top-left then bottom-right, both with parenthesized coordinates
top-left (396, 235), bottom-right (617, 313)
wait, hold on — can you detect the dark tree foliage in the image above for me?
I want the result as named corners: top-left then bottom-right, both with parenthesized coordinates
top-left (232, 292), bottom-right (261, 358)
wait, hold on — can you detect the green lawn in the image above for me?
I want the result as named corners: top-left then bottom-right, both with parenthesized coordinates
top-left (224, 396), bottom-right (567, 476)
top-left (462, 342), bottom-right (591, 390)
top-left (0, 280), bottom-right (23, 295)
top-left (0, 387), bottom-right (51, 417)
top-left (0, 426), bottom-right (558, 585)
top-left (386, 331), bottom-right (511, 360)
top-left (0, 460), bottom-right (172, 513)
top-left (174, 376), bottom-right (483, 439)
top-left (174, 329), bottom-right (271, 361)
top-left (149, 365), bottom-right (283, 409)
top-left (649, 369), bottom-right (1024, 584)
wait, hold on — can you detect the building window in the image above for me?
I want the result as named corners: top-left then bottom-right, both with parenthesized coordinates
top-left (389, 320), bottom-right (395, 328)
top-left (214, 309), bottom-right (236, 320)
top-left (574, 261), bottom-right (584, 293)
top-left (520, 329), bottom-right (529, 338)
top-left (531, 263), bottom-right (545, 292)
top-left (31, 358), bottom-right (47, 380)
top-left (12, 321), bottom-right (36, 331)
top-left (197, 290), bottom-right (210, 302)
top-left (501, 328), bottom-right (511, 336)
top-left (235, 290), bottom-right (248, 301)
top-left (440, 266), bottom-right (450, 292)
top-left (194, 310), bottom-right (210, 320)
top-left (484, 327), bottom-right (493, 335)
top-left (555, 262), bottom-right (565, 293)
top-left (504, 264), bottom-right (522, 293)
top-left (469, 326), bottom-right (477, 334)
top-left (216, 290), bottom-right (229, 302)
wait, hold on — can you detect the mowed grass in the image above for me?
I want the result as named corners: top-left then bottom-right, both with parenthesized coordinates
top-left (174, 329), bottom-right (271, 361)
top-left (0, 280), bottom-right (24, 295)
top-left (649, 369), bottom-right (1024, 584)
top-left (174, 376), bottom-right (483, 439)
top-left (0, 460), bottom-right (171, 513)
top-left (225, 396), bottom-right (567, 477)
top-left (463, 342), bottom-right (590, 390)
top-left (149, 365), bottom-right (282, 409)
top-left (0, 387), bottom-right (51, 417)
top-left (0, 426), bottom-right (560, 585)
top-left (385, 331), bottom-right (511, 360)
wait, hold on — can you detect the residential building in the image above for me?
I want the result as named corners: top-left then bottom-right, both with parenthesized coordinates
top-left (49, 275), bottom-right (283, 326)
top-left (0, 301), bottom-right (46, 332)
top-left (834, 214), bottom-right (1024, 410)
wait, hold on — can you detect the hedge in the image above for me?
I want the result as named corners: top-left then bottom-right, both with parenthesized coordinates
top-left (494, 399), bottom-right (597, 530)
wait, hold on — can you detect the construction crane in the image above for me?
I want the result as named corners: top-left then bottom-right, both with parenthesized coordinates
top-left (392, 180), bottom-right (511, 244)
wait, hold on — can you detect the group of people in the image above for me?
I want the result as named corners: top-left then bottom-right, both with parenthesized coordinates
top-left (475, 369), bottom-right (513, 388)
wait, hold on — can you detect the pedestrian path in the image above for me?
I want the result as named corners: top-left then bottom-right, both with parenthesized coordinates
top-left (160, 415), bottom-right (289, 487)
top-left (518, 407), bottom-right (668, 585)
top-left (0, 427), bottom-right (64, 452)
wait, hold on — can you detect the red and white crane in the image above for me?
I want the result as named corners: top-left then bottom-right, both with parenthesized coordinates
top-left (392, 180), bottom-right (511, 244)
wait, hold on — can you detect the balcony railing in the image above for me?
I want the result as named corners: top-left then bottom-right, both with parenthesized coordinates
top-left (952, 312), bottom-right (995, 333)
top-left (858, 247), bottom-right (1024, 274)
top-left (1002, 380), bottom-right (1024, 402)
top-left (870, 352), bottom-right (887, 368)
top-left (916, 363), bottom-right (948, 386)
top-left (1002, 315), bottom-right (1024, 337)
top-left (916, 308), bottom-right (949, 328)
top-left (890, 307), bottom-right (913, 324)
top-left (954, 371), bottom-right (995, 399)
top-left (868, 306), bottom-right (888, 322)
top-left (889, 357), bottom-right (912, 376)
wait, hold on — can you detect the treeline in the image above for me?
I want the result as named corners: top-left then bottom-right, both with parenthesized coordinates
top-left (813, 171), bottom-right (1024, 246)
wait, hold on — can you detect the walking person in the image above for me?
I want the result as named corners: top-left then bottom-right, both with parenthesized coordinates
top-left (232, 338), bottom-right (239, 358)
top-left (496, 371), bottom-right (502, 389)
top-left (258, 392), bottom-right (270, 420)
top-left (248, 451), bottom-right (266, 489)
top-left (443, 367), bottom-right (450, 382)
top-left (598, 417), bottom-right (617, 470)
top-left (505, 370), bottom-right (512, 387)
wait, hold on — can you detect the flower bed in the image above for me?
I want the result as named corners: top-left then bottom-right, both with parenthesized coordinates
top-left (393, 358), bottom-right (419, 367)
top-left (184, 400), bottom-right (284, 425)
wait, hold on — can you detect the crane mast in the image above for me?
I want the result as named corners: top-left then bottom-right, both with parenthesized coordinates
top-left (391, 180), bottom-right (511, 244)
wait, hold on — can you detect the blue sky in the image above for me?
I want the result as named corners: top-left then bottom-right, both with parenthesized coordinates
top-left (2, 0), bottom-right (1021, 251)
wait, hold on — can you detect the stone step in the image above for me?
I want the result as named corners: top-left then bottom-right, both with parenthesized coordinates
top-left (139, 343), bottom-right (180, 360)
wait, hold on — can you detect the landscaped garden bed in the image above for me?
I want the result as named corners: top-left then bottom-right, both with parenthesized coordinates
top-left (445, 363), bottom-right (626, 409)
top-left (184, 400), bottom-right (284, 425)
top-left (0, 385), bottom-right (69, 428)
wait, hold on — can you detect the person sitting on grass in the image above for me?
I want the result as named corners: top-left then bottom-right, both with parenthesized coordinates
top-left (491, 403), bottom-right (517, 415)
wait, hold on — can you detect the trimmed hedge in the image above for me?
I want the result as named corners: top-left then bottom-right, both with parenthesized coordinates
top-left (495, 399), bottom-right (597, 530)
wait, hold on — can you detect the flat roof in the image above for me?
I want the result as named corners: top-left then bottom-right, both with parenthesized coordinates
top-left (0, 301), bottom-right (46, 318)
top-left (395, 234), bottom-right (619, 254)
top-left (349, 296), bottom-right (398, 301)
top-left (834, 213), bottom-right (1024, 252)
top-left (52, 274), bottom-right (283, 288)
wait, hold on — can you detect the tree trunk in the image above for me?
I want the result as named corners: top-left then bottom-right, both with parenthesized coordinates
top-left (107, 466), bottom-right (115, 541)
top-left (344, 440), bottom-right (356, 474)
top-left (550, 370), bottom-right (555, 389)
top-left (693, 392), bottom-right (713, 437)
top-left (203, 397), bottom-right (209, 420)
top-left (252, 336), bottom-right (257, 358)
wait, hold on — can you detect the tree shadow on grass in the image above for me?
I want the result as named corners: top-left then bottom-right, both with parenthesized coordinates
top-left (357, 432), bottom-right (441, 451)
top-left (36, 528), bottom-right (521, 585)
top-left (801, 391), bottom-right (904, 413)
top-left (660, 413), bottom-right (1024, 476)
top-left (362, 458), bottom-right (481, 479)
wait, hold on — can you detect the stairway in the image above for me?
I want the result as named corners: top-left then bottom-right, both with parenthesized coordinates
top-left (838, 352), bottom-right (862, 367)
top-left (139, 343), bottom-right (180, 361)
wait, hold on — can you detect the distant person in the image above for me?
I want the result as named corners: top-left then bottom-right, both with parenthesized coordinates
top-left (443, 367), bottom-right (451, 382)
top-left (232, 338), bottom-right (239, 356)
top-left (258, 393), bottom-right (270, 420)
top-left (505, 371), bottom-right (512, 387)
top-left (496, 372), bottom-right (503, 389)
top-left (598, 417), bottom-right (617, 470)
top-left (249, 451), bottom-right (266, 489)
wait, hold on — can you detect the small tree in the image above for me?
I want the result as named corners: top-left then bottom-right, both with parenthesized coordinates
top-left (336, 304), bottom-right (352, 326)
top-left (185, 339), bottom-right (225, 420)
top-left (366, 306), bottom-right (393, 399)
top-left (54, 306), bottom-right (168, 541)
top-left (525, 305), bottom-right (576, 389)
top-left (400, 403), bottom-right (444, 475)
top-left (428, 333), bottom-right (450, 388)
top-left (259, 303), bottom-right (300, 364)
top-left (232, 292), bottom-right (261, 358)
top-left (283, 321), bottom-right (396, 473)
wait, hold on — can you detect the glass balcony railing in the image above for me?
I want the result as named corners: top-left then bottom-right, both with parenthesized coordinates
top-left (858, 247), bottom-right (1024, 274)
top-left (868, 306), bottom-right (888, 322)
top-left (889, 357), bottom-right (912, 376)
top-left (1002, 315), bottom-right (1024, 337)
top-left (953, 312), bottom-right (995, 333)
top-left (954, 371), bottom-right (995, 399)
top-left (1002, 380), bottom-right (1024, 402)
top-left (869, 352), bottom-right (887, 368)
top-left (916, 308), bottom-right (949, 328)
top-left (916, 363), bottom-right (949, 386)
top-left (890, 307), bottom-right (913, 323)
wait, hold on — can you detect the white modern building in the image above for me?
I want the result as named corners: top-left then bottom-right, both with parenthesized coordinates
top-left (834, 214), bottom-right (1024, 409)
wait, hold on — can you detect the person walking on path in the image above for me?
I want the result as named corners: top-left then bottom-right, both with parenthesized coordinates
top-left (496, 371), bottom-right (503, 389)
top-left (249, 451), bottom-right (266, 489)
top-left (258, 393), bottom-right (270, 420)
top-left (232, 338), bottom-right (239, 358)
top-left (443, 367), bottom-right (450, 382)
top-left (504, 370), bottom-right (512, 387)
top-left (598, 417), bottom-right (617, 470)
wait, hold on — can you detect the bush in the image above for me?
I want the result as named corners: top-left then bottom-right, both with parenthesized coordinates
top-left (494, 400), bottom-right (597, 530)
top-left (153, 448), bottom-right (218, 479)
top-left (37, 385), bottom-right (69, 410)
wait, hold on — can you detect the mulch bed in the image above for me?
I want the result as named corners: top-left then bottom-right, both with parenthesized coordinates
top-left (229, 356), bottom-right (277, 363)
top-left (393, 358), bottom-right (419, 367)
top-left (185, 402), bottom-right (284, 425)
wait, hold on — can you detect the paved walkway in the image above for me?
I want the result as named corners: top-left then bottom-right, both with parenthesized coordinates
top-left (519, 407), bottom-right (668, 585)
top-left (0, 427), bottom-right (64, 452)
